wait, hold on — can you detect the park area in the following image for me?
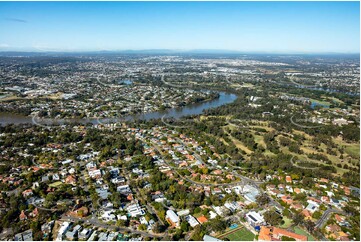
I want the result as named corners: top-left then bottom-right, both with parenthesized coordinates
top-left (219, 225), bottom-right (255, 241)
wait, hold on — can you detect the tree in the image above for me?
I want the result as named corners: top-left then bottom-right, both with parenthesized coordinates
top-left (90, 192), bottom-right (99, 209)
top-left (312, 211), bottom-right (321, 219)
top-left (193, 207), bottom-right (202, 214)
top-left (153, 222), bottom-right (166, 233)
top-left (138, 224), bottom-right (147, 231)
top-left (344, 204), bottom-right (358, 215)
top-left (172, 229), bottom-right (184, 240)
top-left (302, 177), bottom-right (314, 188)
top-left (294, 193), bottom-right (306, 201)
top-left (181, 221), bottom-right (190, 232)
top-left (110, 192), bottom-right (121, 208)
top-left (116, 219), bottom-right (129, 227)
top-left (292, 213), bottom-right (304, 226)
top-left (208, 217), bottom-right (228, 232)
top-left (45, 193), bottom-right (57, 204)
top-left (319, 204), bottom-right (327, 211)
top-left (282, 209), bottom-right (290, 217)
top-left (264, 211), bottom-right (282, 226)
top-left (191, 225), bottom-right (205, 241)
top-left (304, 220), bottom-right (315, 232)
top-left (256, 193), bottom-right (270, 206)
top-left (282, 236), bottom-right (296, 241)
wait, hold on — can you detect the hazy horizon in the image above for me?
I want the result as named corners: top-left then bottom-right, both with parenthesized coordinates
top-left (0, 1), bottom-right (359, 53)
top-left (0, 48), bottom-right (360, 55)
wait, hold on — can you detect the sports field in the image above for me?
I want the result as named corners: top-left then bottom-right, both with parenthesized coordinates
top-left (224, 227), bottom-right (255, 241)
top-left (294, 226), bottom-right (316, 241)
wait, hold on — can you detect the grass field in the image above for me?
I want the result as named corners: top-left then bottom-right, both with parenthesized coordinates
top-left (294, 226), bottom-right (315, 241)
top-left (281, 217), bottom-right (293, 229)
top-left (253, 134), bottom-right (267, 149)
top-left (345, 145), bottom-right (360, 159)
top-left (0, 95), bottom-right (22, 101)
top-left (278, 131), bottom-right (360, 175)
top-left (224, 228), bottom-right (255, 241)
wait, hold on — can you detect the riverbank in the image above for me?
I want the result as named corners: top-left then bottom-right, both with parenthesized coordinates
top-left (0, 92), bottom-right (237, 126)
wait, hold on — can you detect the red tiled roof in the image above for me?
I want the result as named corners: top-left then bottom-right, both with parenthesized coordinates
top-left (19, 210), bottom-right (27, 220)
top-left (196, 215), bottom-right (208, 224)
top-left (259, 226), bottom-right (307, 241)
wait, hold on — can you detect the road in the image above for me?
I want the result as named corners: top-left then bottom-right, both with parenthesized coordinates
top-left (123, 173), bottom-right (166, 227)
top-left (315, 208), bottom-right (346, 229)
top-left (148, 135), bottom-right (259, 187)
top-left (0, 228), bottom-right (13, 240)
top-left (140, 132), bottom-right (284, 214)
top-left (60, 215), bottom-right (164, 238)
top-left (149, 139), bottom-right (247, 188)
top-left (145, 134), bottom-right (283, 211)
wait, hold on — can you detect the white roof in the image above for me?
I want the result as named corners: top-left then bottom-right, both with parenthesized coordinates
top-left (166, 210), bottom-right (179, 223)
top-left (177, 209), bottom-right (190, 216)
top-left (186, 215), bottom-right (199, 227)
top-left (80, 228), bottom-right (90, 235)
top-left (209, 211), bottom-right (218, 219)
top-left (246, 211), bottom-right (264, 223)
top-left (203, 235), bottom-right (222, 241)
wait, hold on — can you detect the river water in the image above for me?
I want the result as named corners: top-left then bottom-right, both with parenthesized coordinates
top-left (0, 92), bottom-right (237, 126)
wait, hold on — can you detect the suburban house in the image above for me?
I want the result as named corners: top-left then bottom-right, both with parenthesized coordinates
top-left (245, 211), bottom-right (265, 227)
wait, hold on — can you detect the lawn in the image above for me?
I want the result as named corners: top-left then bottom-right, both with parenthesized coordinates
top-left (281, 217), bottom-right (293, 229)
top-left (263, 150), bottom-right (276, 157)
top-left (345, 145), bottom-right (360, 159)
top-left (253, 134), bottom-right (267, 149)
top-left (293, 226), bottom-right (315, 241)
top-left (225, 228), bottom-right (255, 241)
top-left (49, 181), bottom-right (63, 188)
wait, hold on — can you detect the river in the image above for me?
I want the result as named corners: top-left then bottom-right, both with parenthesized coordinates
top-left (0, 92), bottom-right (237, 126)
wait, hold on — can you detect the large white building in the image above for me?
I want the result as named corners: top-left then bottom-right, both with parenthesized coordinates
top-left (166, 210), bottom-right (180, 227)
top-left (56, 222), bottom-right (71, 241)
top-left (245, 211), bottom-right (265, 227)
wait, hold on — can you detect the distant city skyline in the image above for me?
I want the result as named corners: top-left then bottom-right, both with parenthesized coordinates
top-left (0, 1), bottom-right (359, 53)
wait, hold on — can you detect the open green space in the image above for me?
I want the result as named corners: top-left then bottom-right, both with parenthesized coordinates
top-left (281, 217), bottom-right (293, 229)
top-left (345, 145), bottom-right (360, 159)
top-left (224, 227), bottom-right (255, 241)
top-left (294, 226), bottom-right (316, 241)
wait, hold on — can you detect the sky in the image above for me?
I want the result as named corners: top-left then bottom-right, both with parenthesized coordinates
top-left (0, 1), bottom-right (359, 53)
